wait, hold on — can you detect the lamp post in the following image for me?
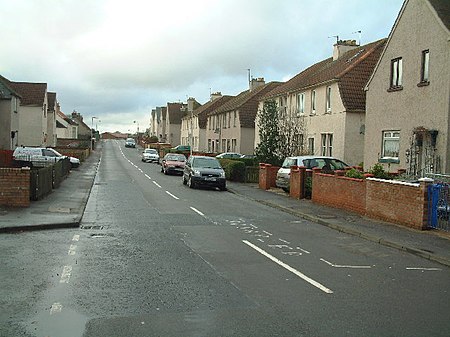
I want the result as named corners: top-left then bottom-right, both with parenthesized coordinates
top-left (91, 116), bottom-right (98, 150)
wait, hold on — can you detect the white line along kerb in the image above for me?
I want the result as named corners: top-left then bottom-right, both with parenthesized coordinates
top-left (243, 240), bottom-right (333, 294)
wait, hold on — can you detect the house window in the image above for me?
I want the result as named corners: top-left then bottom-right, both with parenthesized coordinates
top-left (420, 49), bottom-right (430, 84)
top-left (223, 114), bottom-right (227, 128)
top-left (297, 93), bottom-right (305, 115)
top-left (308, 137), bottom-right (314, 155)
top-left (326, 86), bottom-right (332, 112)
top-left (233, 111), bottom-right (237, 127)
top-left (382, 131), bottom-right (400, 159)
top-left (390, 57), bottom-right (403, 89)
top-left (311, 90), bottom-right (316, 114)
top-left (232, 139), bottom-right (237, 152)
top-left (321, 133), bottom-right (333, 156)
top-left (228, 112), bottom-right (231, 128)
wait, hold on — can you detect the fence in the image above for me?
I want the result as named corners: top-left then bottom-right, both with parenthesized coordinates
top-left (428, 183), bottom-right (450, 231)
top-left (29, 158), bottom-right (71, 201)
top-left (244, 166), bottom-right (259, 183)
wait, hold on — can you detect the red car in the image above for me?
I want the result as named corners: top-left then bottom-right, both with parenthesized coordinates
top-left (160, 153), bottom-right (187, 175)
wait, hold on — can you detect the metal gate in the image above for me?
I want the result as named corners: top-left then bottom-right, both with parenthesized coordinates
top-left (428, 182), bottom-right (450, 231)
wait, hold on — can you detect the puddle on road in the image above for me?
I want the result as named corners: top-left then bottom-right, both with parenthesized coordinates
top-left (27, 307), bottom-right (88, 337)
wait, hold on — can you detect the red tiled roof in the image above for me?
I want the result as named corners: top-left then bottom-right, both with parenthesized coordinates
top-left (210, 82), bottom-right (283, 128)
top-left (194, 95), bottom-right (234, 129)
top-left (263, 39), bottom-right (387, 112)
top-left (7, 80), bottom-right (47, 106)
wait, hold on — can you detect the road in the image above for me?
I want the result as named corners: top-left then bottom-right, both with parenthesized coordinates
top-left (1, 139), bottom-right (450, 337)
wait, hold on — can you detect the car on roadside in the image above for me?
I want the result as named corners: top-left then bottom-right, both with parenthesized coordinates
top-left (13, 147), bottom-right (80, 168)
top-left (141, 148), bottom-right (160, 163)
top-left (172, 145), bottom-right (190, 152)
top-left (182, 155), bottom-right (226, 190)
top-left (216, 152), bottom-right (243, 159)
top-left (161, 153), bottom-right (186, 175)
top-left (125, 138), bottom-right (136, 148)
top-left (276, 156), bottom-right (349, 192)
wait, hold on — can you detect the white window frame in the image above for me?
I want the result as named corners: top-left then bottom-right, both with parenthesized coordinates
top-left (326, 86), bottom-right (332, 113)
top-left (382, 131), bottom-right (400, 159)
top-left (311, 90), bottom-right (316, 114)
top-left (297, 93), bottom-right (305, 115)
top-left (321, 133), bottom-right (333, 156)
top-left (421, 50), bottom-right (430, 83)
top-left (391, 57), bottom-right (403, 88)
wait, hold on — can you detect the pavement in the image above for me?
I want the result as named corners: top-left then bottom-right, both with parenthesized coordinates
top-left (1, 143), bottom-right (450, 268)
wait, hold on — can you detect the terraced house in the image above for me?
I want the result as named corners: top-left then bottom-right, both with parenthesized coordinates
top-left (206, 78), bottom-right (282, 154)
top-left (256, 39), bottom-right (386, 166)
top-left (364, 0), bottom-right (450, 176)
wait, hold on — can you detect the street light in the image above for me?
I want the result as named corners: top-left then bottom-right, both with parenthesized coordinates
top-left (91, 116), bottom-right (98, 150)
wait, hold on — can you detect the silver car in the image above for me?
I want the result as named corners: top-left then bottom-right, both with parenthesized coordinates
top-left (276, 156), bottom-right (348, 192)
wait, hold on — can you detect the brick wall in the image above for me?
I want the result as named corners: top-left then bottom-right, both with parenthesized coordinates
top-left (259, 164), bottom-right (279, 190)
top-left (311, 170), bottom-right (430, 230)
top-left (366, 178), bottom-right (428, 230)
top-left (0, 168), bottom-right (31, 207)
top-left (312, 171), bottom-right (366, 215)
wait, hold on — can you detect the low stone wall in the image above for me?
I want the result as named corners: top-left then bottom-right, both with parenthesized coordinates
top-left (0, 167), bottom-right (30, 207)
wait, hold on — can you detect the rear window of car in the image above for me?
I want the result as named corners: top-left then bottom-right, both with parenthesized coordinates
top-left (282, 158), bottom-right (297, 168)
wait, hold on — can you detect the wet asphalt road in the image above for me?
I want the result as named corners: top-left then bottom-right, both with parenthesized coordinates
top-left (1, 140), bottom-right (450, 337)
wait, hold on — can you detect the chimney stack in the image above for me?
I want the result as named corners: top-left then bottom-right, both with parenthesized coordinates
top-left (250, 77), bottom-right (265, 91)
top-left (333, 39), bottom-right (358, 61)
top-left (210, 92), bottom-right (222, 101)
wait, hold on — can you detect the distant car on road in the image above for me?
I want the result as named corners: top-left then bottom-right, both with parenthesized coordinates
top-left (125, 138), bottom-right (136, 148)
top-left (172, 145), bottom-right (190, 151)
top-left (142, 148), bottom-right (159, 163)
top-left (216, 152), bottom-right (243, 159)
top-left (276, 156), bottom-right (349, 192)
top-left (161, 153), bottom-right (186, 175)
top-left (182, 155), bottom-right (226, 190)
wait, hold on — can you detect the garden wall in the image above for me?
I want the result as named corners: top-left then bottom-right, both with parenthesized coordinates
top-left (0, 167), bottom-right (30, 207)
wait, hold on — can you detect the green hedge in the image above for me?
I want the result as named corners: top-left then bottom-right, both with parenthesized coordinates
top-left (218, 159), bottom-right (246, 182)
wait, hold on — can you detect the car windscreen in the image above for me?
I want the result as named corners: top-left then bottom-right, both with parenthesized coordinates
top-left (167, 155), bottom-right (185, 161)
top-left (303, 158), bottom-right (348, 170)
top-left (282, 158), bottom-right (297, 168)
top-left (193, 158), bottom-right (221, 168)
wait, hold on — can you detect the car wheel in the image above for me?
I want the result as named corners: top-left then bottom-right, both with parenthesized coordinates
top-left (182, 175), bottom-right (187, 185)
top-left (163, 168), bottom-right (168, 175)
top-left (282, 187), bottom-right (289, 193)
top-left (187, 176), bottom-right (195, 189)
top-left (161, 166), bottom-right (164, 173)
top-left (219, 184), bottom-right (227, 191)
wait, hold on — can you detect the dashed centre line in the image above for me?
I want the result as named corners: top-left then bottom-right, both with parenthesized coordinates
top-left (60, 265), bottom-right (72, 283)
top-left (190, 207), bottom-right (205, 216)
top-left (166, 191), bottom-right (180, 200)
top-left (320, 258), bottom-right (371, 269)
top-left (153, 181), bottom-right (162, 188)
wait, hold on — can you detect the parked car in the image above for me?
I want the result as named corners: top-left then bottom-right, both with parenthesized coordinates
top-left (125, 138), bottom-right (136, 148)
top-left (276, 156), bottom-right (349, 192)
top-left (182, 155), bottom-right (226, 190)
top-left (13, 147), bottom-right (80, 168)
top-left (142, 148), bottom-right (160, 163)
top-left (161, 153), bottom-right (186, 175)
top-left (216, 152), bottom-right (243, 159)
top-left (172, 145), bottom-right (190, 151)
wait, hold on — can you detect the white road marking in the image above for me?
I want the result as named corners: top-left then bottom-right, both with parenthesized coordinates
top-left (263, 230), bottom-right (273, 236)
top-left (138, 168), bottom-right (143, 172)
top-left (279, 238), bottom-right (291, 244)
top-left (268, 244), bottom-right (293, 250)
top-left (72, 234), bottom-right (80, 242)
top-left (68, 244), bottom-right (77, 256)
top-left (50, 303), bottom-right (62, 315)
top-left (60, 265), bottom-right (72, 283)
top-left (257, 239), bottom-right (265, 243)
top-left (243, 240), bottom-right (333, 294)
top-left (153, 181), bottom-right (162, 188)
top-left (282, 251), bottom-right (303, 256)
top-left (144, 174), bottom-right (152, 180)
top-left (406, 267), bottom-right (442, 271)
top-left (297, 247), bottom-right (311, 254)
top-left (190, 207), bottom-right (204, 216)
top-left (166, 191), bottom-right (179, 200)
top-left (320, 258), bottom-right (371, 269)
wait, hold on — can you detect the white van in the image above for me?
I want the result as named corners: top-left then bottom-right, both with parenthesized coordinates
top-left (13, 147), bottom-right (80, 168)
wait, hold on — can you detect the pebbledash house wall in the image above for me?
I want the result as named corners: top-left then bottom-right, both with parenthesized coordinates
top-left (0, 167), bottom-right (30, 207)
top-left (311, 170), bottom-right (430, 230)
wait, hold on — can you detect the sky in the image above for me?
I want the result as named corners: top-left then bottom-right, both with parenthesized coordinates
top-left (0, 0), bottom-right (404, 134)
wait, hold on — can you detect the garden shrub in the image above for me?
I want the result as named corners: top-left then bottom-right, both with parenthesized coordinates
top-left (369, 163), bottom-right (392, 179)
top-left (345, 168), bottom-right (364, 179)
